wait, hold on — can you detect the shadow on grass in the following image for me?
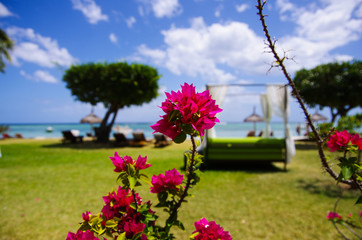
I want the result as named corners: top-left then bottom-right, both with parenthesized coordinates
top-left (199, 161), bottom-right (285, 173)
top-left (296, 178), bottom-right (359, 199)
top-left (41, 141), bottom-right (153, 150)
top-left (295, 142), bottom-right (318, 150)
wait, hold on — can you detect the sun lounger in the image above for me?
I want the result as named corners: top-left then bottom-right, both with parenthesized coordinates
top-left (247, 130), bottom-right (255, 137)
top-left (61, 130), bottom-right (83, 143)
top-left (130, 131), bottom-right (151, 147)
top-left (2, 133), bottom-right (13, 139)
top-left (153, 133), bottom-right (171, 147)
top-left (15, 133), bottom-right (23, 138)
top-left (113, 133), bottom-right (129, 146)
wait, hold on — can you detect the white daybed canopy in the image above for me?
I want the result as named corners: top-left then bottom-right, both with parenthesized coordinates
top-left (206, 83), bottom-right (296, 163)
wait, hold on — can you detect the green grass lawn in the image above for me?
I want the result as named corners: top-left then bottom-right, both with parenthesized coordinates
top-left (0, 138), bottom-right (360, 240)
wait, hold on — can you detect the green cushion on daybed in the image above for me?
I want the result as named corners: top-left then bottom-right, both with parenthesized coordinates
top-left (208, 137), bottom-right (285, 148)
top-left (206, 137), bottom-right (285, 162)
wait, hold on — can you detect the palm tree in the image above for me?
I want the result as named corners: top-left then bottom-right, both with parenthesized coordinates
top-left (0, 28), bottom-right (14, 73)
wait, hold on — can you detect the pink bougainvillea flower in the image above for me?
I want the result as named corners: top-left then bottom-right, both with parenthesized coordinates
top-left (193, 218), bottom-right (232, 240)
top-left (326, 211), bottom-right (342, 220)
top-left (66, 230), bottom-right (100, 240)
top-left (123, 217), bottom-right (146, 239)
top-left (326, 130), bottom-right (352, 152)
top-left (351, 133), bottom-right (362, 150)
top-left (101, 186), bottom-right (141, 220)
top-left (109, 153), bottom-right (151, 172)
top-left (150, 169), bottom-right (183, 194)
top-left (82, 211), bottom-right (91, 222)
top-left (151, 83), bottom-right (222, 140)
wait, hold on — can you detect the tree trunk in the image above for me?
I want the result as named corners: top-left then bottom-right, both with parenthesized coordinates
top-left (95, 105), bottom-right (115, 143)
top-left (95, 104), bottom-right (121, 143)
top-left (330, 106), bottom-right (353, 124)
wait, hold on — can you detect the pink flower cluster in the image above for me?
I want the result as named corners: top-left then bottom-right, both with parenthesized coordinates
top-left (193, 218), bottom-right (232, 240)
top-left (66, 230), bottom-right (100, 240)
top-left (109, 153), bottom-right (151, 172)
top-left (326, 130), bottom-right (362, 152)
top-left (101, 186), bottom-right (147, 239)
top-left (151, 83), bottom-right (222, 140)
top-left (150, 169), bottom-right (183, 194)
top-left (82, 211), bottom-right (91, 222)
top-left (326, 211), bottom-right (342, 220)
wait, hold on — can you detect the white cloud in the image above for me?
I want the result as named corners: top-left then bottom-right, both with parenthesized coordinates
top-left (137, 44), bottom-right (166, 65)
top-left (6, 27), bottom-right (77, 68)
top-left (34, 70), bottom-right (57, 83)
top-left (71, 0), bottom-right (108, 24)
top-left (136, 0), bottom-right (362, 84)
top-left (109, 33), bottom-right (118, 44)
top-left (276, 0), bottom-right (362, 70)
top-left (235, 4), bottom-right (249, 13)
top-left (0, 3), bottom-right (14, 17)
top-left (151, 0), bottom-right (182, 18)
top-left (126, 16), bottom-right (136, 28)
top-left (136, 17), bottom-right (270, 83)
top-left (355, 4), bottom-right (362, 17)
top-left (215, 5), bottom-right (223, 18)
top-left (20, 70), bottom-right (57, 83)
top-left (138, 5), bottom-right (145, 17)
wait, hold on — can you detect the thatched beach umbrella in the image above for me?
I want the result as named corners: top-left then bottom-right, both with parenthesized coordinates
top-left (310, 112), bottom-right (328, 122)
top-left (244, 107), bottom-right (264, 132)
top-left (80, 108), bottom-right (102, 134)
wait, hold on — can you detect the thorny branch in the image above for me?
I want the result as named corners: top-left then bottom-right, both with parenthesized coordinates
top-left (256, 0), bottom-right (361, 190)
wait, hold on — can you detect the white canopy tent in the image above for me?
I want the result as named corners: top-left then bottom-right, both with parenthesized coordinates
top-left (206, 83), bottom-right (296, 163)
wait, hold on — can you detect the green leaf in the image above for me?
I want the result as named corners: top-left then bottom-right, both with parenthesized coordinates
top-left (116, 232), bottom-right (126, 240)
top-left (157, 191), bottom-right (168, 203)
top-left (168, 110), bottom-right (181, 122)
top-left (355, 195), bottom-right (362, 204)
top-left (342, 165), bottom-right (353, 180)
top-left (117, 172), bottom-right (127, 182)
top-left (106, 219), bottom-right (118, 228)
top-left (128, 176), bottom-right (137, 190)
top-left (189, 232), bottom-right (199, 239)
top-left (127, 164), bottom-right (136, 176)
top-left (140, 174), bottom-right (151, 185)
top-left (182, 124), bottom-right (194, 135)
top-left (132, 232), bottom-right (143, 240)
top-left (174, 131), bottom-right (186, 144)
top-left (184, 152), bottom-right (192, 160)
top-left (175, 220), bottom-right (185, 230)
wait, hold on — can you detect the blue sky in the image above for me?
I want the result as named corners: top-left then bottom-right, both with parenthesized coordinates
top-left (0, 0), bottom-right (361, 124)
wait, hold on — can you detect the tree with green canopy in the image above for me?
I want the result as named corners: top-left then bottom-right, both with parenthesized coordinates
top-left (0, 28), bottom-right (14, 73)
top-left (293, 60), bottom-right (362, 123)
top-left (63, 62), bottom-right (160, 142)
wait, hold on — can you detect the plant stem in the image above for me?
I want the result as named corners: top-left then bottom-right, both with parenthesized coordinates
top-left (341, 222), bottom-right (362, 239)
top-left (256, 0), bottom-right (360, 189)
top-left (167, 135), bottom-right (197, 224)
top-left (132, 189), bottom-right (138, 210)
top-left (333, 197), bottom-right (351, 240)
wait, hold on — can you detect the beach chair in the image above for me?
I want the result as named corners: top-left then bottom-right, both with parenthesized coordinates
top-left (130, 131), bottom-right (151, 147)
top-left (113, 133), bottom-right (129, 146)
top-left (153, 133), bottom-right (171, 148)
top-left (15, 133), bottom-right (23, 138)
top-left (61, 130), bottom-right (83, 143)
top-left (2, 133), bottom-right (13, 139)
top-left (247, 130), bottom-right (255, 137)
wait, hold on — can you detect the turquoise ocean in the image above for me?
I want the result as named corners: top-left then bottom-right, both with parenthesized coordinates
top-left (3, 122), bottom-right (305, 139)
